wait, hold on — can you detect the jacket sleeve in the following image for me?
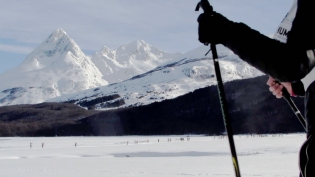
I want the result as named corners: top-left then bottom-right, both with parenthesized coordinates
top-left (292, 81), bottom-right (305, 96)
top-left (223, 22), bottom-right (311, 83)
top-left (221, 0), bottom-right (315, 83)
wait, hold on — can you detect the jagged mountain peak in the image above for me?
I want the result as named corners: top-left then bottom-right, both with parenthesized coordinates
top-left (24, 28), bottom-right (84, 63)
top-left (115, 39), bottom-right (179, 63)
top-left (0, 28), bottom-right (107, 105)
top-left (94, 46), bottom-right (116, 60)
top-left (116, 39), bottom-right (150, 54)
top-left (91, 40), bottom-right (181, 84)
top-left (100, 46), bottom-right (113, 53)
top-left (50, 28), bottom-right (67, 37)
top-left (123, 39), bottom-right (148, 46)
top-left (130, 39), bottom-right (149, 48)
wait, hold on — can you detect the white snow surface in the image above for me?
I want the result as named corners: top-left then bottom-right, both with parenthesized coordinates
top-left (48, 44), bottom-right (264, 110)
top-left (0, 133), bottom-right (306, 177)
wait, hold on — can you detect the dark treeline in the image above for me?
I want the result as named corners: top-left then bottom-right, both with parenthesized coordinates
top-left (0, 75), bottom-right (305, 136)
top-left (0, 103), bottom-right (99, 136)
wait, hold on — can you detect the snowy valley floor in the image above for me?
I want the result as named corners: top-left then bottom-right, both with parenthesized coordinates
top-left (0, 133), bottom-right (306, 177)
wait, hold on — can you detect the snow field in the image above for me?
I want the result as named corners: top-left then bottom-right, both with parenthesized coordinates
top-left (0, 133), bottom-right (305, 177)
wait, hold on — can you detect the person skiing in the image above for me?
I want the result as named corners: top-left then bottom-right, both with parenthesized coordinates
top-left (197, 0), bottom-right (315, 176)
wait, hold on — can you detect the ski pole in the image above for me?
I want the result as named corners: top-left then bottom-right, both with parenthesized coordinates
top-left (276, 82), bottom-right (307, 131)
top-left (196, 1), bottom-right (241, 177)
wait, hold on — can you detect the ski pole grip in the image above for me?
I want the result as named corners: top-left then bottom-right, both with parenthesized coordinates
top-left (282, 88), bottom-right (291, 101)
top-left (195, 0), bottom-right (213, 14)
top-left (274, 81), bottom-right (291, 100)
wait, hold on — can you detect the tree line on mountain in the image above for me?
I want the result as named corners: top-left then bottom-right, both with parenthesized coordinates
top-left (0, 103), bottom-right (98, 136)
top-left (0, 75), bottom-right (305, 136)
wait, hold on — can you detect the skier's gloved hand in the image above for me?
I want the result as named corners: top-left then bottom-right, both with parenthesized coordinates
top-left (197, 12), bottom-right (234, 45)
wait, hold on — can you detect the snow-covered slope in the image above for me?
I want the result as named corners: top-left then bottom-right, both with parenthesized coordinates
top-left (48, 45), bottom-right (264, 110)
top-left (0, 28), bottom-right (107, 105)
top-left (91, 40), bottom-right (181, 84)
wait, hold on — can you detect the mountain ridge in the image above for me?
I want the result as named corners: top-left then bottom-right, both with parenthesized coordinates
top-left (91, 39), bottom-right (181, 83)
top-left (0, 29), bottom-right (263, 107)
top-left (48, 45), bottom-right (264, 110)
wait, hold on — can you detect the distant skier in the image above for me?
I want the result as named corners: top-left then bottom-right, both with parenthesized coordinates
top-left (30, 142), bottom-right (32, 148)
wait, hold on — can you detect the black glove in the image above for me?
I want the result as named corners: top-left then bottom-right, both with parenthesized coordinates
top-left (197, 12), bottom-right (233, 45)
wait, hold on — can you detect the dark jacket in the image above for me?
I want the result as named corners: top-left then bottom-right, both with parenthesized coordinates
top-left (222, 0), bottom-right (315, 134)
top-left (224, 0), bottom-right (315, 83)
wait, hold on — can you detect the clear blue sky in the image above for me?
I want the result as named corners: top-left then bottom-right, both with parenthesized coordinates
top-left (0, 0), bottom-right (293, 74)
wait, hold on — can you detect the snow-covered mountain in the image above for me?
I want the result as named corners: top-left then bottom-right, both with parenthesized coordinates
top-left (0, 29), bottom-right (183, 106)
top-left (48, 45), bottom-right (264, 110)
top-left (0, 28), bottom-right (107, 105)
top-left (0, 28), bottom-right (264, 107)
top-left (91, 40), bottom-right (181, 83)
